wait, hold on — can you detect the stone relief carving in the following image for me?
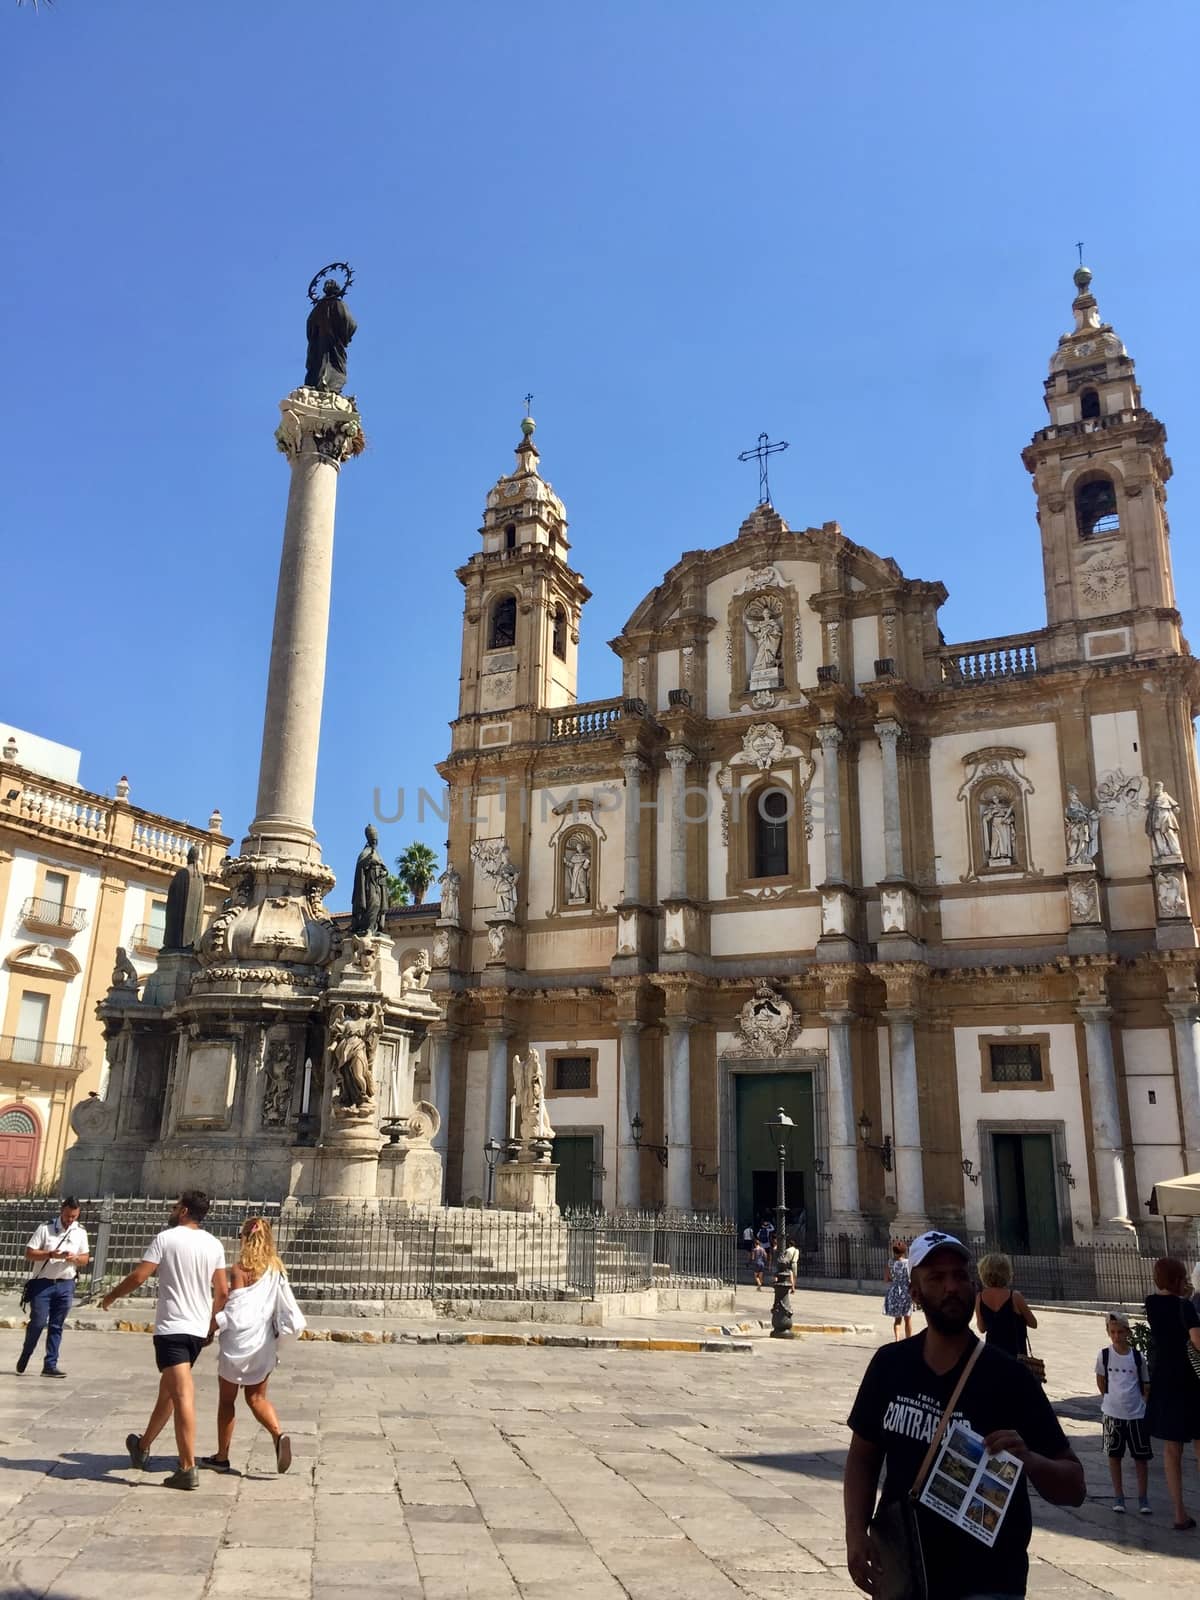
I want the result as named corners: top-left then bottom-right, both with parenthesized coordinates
top-left (328, 1001), bottom-right (380, 1119)
top-left (261, 1041), bottom-right (294, 1127)
top-left (470, 838), bottom-right (512, 882)
top-left (1155, 868), bottom-right (1188, 919)
top-left (1078, 551), bottom-right (1128, 606)
top-left (957, 747), bottom-right (1036, 801)
top-left (513, 1046), bottom-right (555, 1142)
top-left (716, 767), bottom-right (733, 844)
top-left (1146, 782), bottom-right (1184, 863)
top-left (735, 564), bottom-right (785, 594)
top-left (487, 923), bottom-right (507, 961)
top-left (727, 981), bottom-right (802, 1058)
top-left (1064, 785), bottom-right (1100, 865)
top-left (432, 928), bottom-right (451, 967)
top-left (1096, 770), bottom-right (1145, 815)
top-left (742, 722), bottom-right (786, 771)
top-left (1068, 875), bottom-right (1100, 924)
top-left (880, 887), bottom-right (907, 933)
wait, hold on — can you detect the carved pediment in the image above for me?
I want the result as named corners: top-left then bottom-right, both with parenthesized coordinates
top-left (5, 942), bottom-right (80, 980)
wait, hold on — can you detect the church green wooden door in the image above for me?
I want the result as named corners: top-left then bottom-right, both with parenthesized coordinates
top-left (552, 1133), bottom-right (598, 1211)
top-left (993, 1133), bottom-right (1060, 1253)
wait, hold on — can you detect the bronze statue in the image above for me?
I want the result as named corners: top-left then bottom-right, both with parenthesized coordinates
top-left (304, 264), bottom-right (357, 393)
top-left (351, 824), bottom-right (389, 936)
top-left (162, 843), bottom-right (206, 952)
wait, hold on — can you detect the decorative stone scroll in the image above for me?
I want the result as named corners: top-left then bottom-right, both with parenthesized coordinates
top-left (725, 980), bottom-right (804, 1059)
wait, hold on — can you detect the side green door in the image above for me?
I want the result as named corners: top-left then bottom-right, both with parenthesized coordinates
top-left (552, 1134), bottom-right (597, 1211)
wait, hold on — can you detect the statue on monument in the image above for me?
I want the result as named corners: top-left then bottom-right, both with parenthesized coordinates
top-left (328, 1001), bottom-right (380, 1116)
top-left (351, 824), bottom-right (389, 936)
top-left (513, 1046), bottom-right (554, 1143)
top-left (1146, 781), bottom-right (1184, 862)
top-left (1064, 785), bottom-right (1100, 865)
top-left (110, 947), bottom-right (140, 992)
top-left (162, 843), bottom-right (206, 952)
top-left (304, 263), bottom-right (357, 394)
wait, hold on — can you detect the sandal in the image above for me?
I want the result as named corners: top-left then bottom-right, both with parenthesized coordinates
top-left (1173, 1517), bottom-right (1196, 1531)
top-left (275, 1434), bottom-right (292, 1475)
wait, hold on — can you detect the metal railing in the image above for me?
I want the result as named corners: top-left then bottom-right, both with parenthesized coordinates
top-left (937, 634), bottom-right (1044, 685)
top-left (20, 895), bottom-right (88, 934)
top-left (0, 1198), bottom-right (736, 1304)
top-left (0, 1035), bottom-right (88, 1072)
top-left (547, 698), bottom-right (624, 742)
top-left (131, 921), bottom-right (164, 952)
top-left (796, 1232), bottom-right (1164, 1309)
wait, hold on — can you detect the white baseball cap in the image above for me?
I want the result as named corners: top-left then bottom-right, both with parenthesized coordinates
top-left (907, 1230), bottom-right (971, 1271)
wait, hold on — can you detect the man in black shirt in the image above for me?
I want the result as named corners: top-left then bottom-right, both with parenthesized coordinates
top-left (844, 1231), bottom-right (1084, 1598)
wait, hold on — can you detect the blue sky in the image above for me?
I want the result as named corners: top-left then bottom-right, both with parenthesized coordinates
top-left (4, 2), bottom-right (1198, 902)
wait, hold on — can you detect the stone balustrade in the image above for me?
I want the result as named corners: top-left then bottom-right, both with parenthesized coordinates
top-left (937, 633), bottom-right (1044, 684)
top-left (547, 697), bottom-right (624, 742)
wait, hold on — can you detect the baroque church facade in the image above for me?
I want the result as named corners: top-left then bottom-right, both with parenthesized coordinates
top-left (415, 267), bottom-right (1200, 1246)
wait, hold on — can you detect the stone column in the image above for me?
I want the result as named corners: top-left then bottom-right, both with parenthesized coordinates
top-left (1078, 1004), bottom-right (1135, 1236)
top-left (248, 389), bottom-right (363, 861)
top-left (617, 1020), bottom-right (643, 1208)
top-left (620, 755), bottom-right (647, 903)
top-left (665, 746), bottom-right (694, 902)
top-left (875, 719), bottom-right (904, 879)
top-left (884, 1009), bottom-right (927, 1230)
top-left (1166, 1000), bottom-right (1200, 1171)
top-left (823, 1009), bottom-right (861, 1224)
top-left (428, 1027), bottom-right (453, 1156)
top-left (484, 1025), bottom-right (512, 1149)
top-left (665, 1017), bottom-right (693, 1211)
top-left (817, 725), bottom-right (844, 882)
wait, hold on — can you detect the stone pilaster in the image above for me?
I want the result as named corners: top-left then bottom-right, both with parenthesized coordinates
top-left (617, 1019), bottom-right (644, 1209)
top-left (822, 1009), bottom-right (861, 1226)
top-left (664, 1016), bottom-right (693, 1211)
top-left (664, 745), bottom-right (694, 903)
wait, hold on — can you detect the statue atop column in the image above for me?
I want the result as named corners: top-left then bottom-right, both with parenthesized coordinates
top-left (350, 824), bottom-right (389, 937)
top-left (304, 263), bottom-right (357, 394)
top-left (162, 843), bottom-right (206, 952)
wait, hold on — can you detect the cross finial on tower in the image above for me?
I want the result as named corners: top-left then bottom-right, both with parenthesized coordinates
top-left (524, 392), bottom-right (534, 418)
top-left (737, 432), bottom-right (789, 508)
top-left (1075, 241), bottom-right (1085, 267)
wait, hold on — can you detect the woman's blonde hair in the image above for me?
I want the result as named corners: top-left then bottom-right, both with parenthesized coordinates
top-left (238, 1216), bottom-right (285, 1279)
top-left (977, 1252), bottom-right (1013, 1289)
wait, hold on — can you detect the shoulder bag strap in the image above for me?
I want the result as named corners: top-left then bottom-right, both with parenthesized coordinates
top-left (909, 1341), bottom-right (986, 1500)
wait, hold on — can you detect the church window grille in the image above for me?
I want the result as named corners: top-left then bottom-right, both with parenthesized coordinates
top-left (988, 1043), bottom-right (1043, 1084)
top-left (1080, 388), bottom-right (1101, 421)
top-left (488, 595), bottom-right (517, 650)
top-left (753, 788), bottom-right (790, 879)
top-left (552, 604), bottom-right (568, 661)
top-left (1075, 476), bottom-right (1120, 538)
top-left (0, 1107), bottom-right (37, 1135)
top-left (552, 1055), bottom-right (593, 1093)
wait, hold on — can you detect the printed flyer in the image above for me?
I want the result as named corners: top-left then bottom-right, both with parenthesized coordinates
top-left (919, 1421), bottom-right (1023, 1547)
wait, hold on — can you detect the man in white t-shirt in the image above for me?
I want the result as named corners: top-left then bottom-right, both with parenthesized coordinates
top-left (101, 1191), bottom-right (228, 1491)
top-left (18, 1198), bottom-right (90, 1378)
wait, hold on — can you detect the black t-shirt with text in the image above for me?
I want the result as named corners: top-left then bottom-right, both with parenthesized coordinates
top-left (847, 1332), bottom-right (1069, 1600)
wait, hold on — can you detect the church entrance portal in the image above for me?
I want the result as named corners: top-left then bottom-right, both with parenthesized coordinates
top-left (734, 1072), bottom-right (815, 1243)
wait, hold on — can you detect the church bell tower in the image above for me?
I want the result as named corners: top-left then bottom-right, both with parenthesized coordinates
top-left (451, 415), bottom-right (590, 754)
top-left (1022, 265), bottom-right (1180, 667)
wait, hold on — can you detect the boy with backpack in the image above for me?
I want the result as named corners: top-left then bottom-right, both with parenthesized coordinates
top-left (1095, 1311), bottom-right (1152, 1514)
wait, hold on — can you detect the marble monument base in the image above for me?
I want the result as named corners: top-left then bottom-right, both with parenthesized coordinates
top-left (494, 1158), bottom-right (558, 1213)
top-left (317, 1117), bottom-right (383, 1199)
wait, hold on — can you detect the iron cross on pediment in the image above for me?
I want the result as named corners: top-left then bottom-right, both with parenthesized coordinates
top-left (737, 433), bottom-right (789, 507)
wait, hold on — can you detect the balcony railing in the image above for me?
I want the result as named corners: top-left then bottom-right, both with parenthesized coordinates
top-left (937, 633), bottom-right (1044, 685)
top-left (548, 697), bottom-right (624, 742)
top-left (17, 787), bottom-right (108, 837)
top-left (0, 1035), bottom-right (88, 1073)
top-left (132, 922), bottom-right (164, 954)
top-left (20, 896), bottom-right (88, 935)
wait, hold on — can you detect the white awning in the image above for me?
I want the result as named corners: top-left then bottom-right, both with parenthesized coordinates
top-left (1151, 1172), bottom-right (1200, 1217)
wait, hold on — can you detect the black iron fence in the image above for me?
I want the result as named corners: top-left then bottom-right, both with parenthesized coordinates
top-left (0, 1198), bottom-right (736, 1305)
top-left (796, 1233), bottom-right (1166, 1309)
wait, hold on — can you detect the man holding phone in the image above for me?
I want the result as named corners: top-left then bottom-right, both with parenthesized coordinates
top-left (17, 1197), bottom-right (89, 1378)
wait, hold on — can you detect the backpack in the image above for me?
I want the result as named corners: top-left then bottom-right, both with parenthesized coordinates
top-left (1101, 1346), bottom-right (1144, 1387)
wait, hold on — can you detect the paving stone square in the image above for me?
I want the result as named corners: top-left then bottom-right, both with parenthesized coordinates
top-left (2, 1291), bottom-right (1200, 1598)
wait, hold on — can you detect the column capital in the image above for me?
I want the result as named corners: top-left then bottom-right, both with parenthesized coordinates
top-left (483, 1020), bottom-right (516, 1041)
top-left (882, 1008), bottom-right (920, 1027)
top-left (874, 717), bottom-right (902, 745)
top-left (816, 723), bottom-right (843, 751)
top-left (822, 1008), bottom-right (858, 1027)
top-left (1164, 1000), bottom-right (1200, 1024)
top-left (665, 744), bottom-right (696, 770)
top-left (619, 753), bottom-right (649, 780)
top-left (1077, 1003), bottom-right (1115, 1024)
top-left (275, 387), bottom-right (364, 468)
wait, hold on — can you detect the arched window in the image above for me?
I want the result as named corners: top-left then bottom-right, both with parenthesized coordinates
top-left (1080, 388), bottom-right (1101, 421)
top-left (552, 604), bottom-right (567, 661)
top-left (504, 524), bottom-right (517, 552)
top-left (753, 788), bottom-right (790, 878)
top-left (488, 594), bottom-right (517, 650)
top-left (1075, 475), bottom-right (1119, 538)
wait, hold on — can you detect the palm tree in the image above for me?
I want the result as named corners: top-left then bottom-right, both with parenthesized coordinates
top-left (386, 873), bottom-right (409, 908)
top-left (394, 842), bottom-right (439, 907)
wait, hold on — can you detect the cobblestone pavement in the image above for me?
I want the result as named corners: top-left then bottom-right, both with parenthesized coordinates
top-left (2, 1290), bottom-right (1199, 1599)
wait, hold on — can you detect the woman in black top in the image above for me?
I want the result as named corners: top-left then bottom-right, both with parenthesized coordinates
top-left (1145, 1255), bottom-right (1200, 1530)
top-left (975, 1251), bottom-right (1037, 1357)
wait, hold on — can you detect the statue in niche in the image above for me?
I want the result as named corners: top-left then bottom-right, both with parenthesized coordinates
top-left (162, 844), bottom-right (206, 952)
top-left (328, 1001), bottom-right (379, 1116)
top-left (1064, 785), bottom-right (1100, 865)
top-left (304, 269), bottom-right (357, 394)
top-left (261, 1042), bottom-right (294, 1127)
top-left (350, 824), bottom-right (389, 936)
top-left (438, 865), bottom-right (460, 922)
top-left (1146, 781), bottom-right (1184, 862)
top-left (745, 597), bottom-right (784, 691)
top-left (980, 790), bottom-right (1017, 866)
top-left (495, 860), bottom-right (519, 916)
top-left (564, 835), bottom-right (592, 904)
top-left (513, 1046), bottom-right (555, 1142)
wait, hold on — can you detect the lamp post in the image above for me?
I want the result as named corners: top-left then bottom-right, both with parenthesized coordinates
top-left (764, 1107), bottom-right (795, 1339)
top-left (630, 1111), bottom-right (669, 1167)
top-left (483, 1137), bottom-right (502, 1208)
top-left (857, 1110), bottom-right (893, 1172)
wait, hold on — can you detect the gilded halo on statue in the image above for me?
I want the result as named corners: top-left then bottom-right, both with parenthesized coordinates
top-left (307, 261), bottom-right (355, 303)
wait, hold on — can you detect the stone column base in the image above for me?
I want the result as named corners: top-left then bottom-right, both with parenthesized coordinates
top-left (495, 1159), bottom-right (558, 1213)
top-left (377, 1141), bottom-right (443, 1207)
top-left (317, 1118), bottom-right (382, 1199)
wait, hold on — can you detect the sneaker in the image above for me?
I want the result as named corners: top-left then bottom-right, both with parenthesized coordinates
top-left (41, 1368), bottom-right (66, 1379)
top-left (1112, 1497), bottom-right (1126, 1514)
top-left (198, 1455), bottom-right (232, 1473)
top-left (163, 1467), bottom-right (199, 1491)
top-left (1139, 1499), bottom-right (1152, 1515)
top-left (126, 1433), bottom-right (148, 1470)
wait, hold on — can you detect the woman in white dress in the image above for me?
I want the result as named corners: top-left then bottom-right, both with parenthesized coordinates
top-left (199, 1217), bottom-right (304, 1476)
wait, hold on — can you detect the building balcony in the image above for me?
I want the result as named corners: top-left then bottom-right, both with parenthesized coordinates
top-left (547, 697), bottom-right (625, 742)
top-left (131, 922), bottom-right (164, 956)
top-left (935, 631), bottom-right (1046, 686)
top-left (20, 896), bottom-right (88, 937)
top-left (0, 1035), bottom-right (89, 1073)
